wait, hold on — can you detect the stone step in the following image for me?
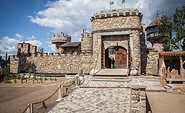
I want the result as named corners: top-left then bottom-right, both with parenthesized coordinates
top-left (91, 78), bottom-right (131, 82)
top-left (94, 69), bottom-right (129, 76)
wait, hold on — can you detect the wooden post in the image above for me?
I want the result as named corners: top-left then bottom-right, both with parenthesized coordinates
top-left (27, 103), bottom-right (33, 113)
top-left (180, 56), bottom-right (183, 77)
top-left (56, 85), bottom-right (63, 102)
top-left (159, 55), bottom-right (165, 76)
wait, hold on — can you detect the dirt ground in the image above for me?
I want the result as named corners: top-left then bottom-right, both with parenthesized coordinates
top-left (0, 77), bottom-right (70, 113)
top-left (146, 91), bottom-right (185, 113)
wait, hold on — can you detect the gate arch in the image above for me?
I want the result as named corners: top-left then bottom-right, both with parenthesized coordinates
top-left (105, 46), bottom-right (127, 68)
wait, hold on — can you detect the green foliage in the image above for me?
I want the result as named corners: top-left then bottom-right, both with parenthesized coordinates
top-left (157, 3), bottom-right (185, 51)
top-left (33, 73), bottom-right (36, 80)
top-left (0, 59), bottom-right (5, 62)
top-left (157, 14), bottom-right (173, 51)
top-left (4, 76), bottom-right (12, 83)
top-left (2, 67), bottom-right (10, 77)
top-left (173, 3), bottom-right (185, 50)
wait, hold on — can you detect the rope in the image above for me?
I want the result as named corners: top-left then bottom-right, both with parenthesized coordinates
top-left (22, 77), bottom-right (77, 113)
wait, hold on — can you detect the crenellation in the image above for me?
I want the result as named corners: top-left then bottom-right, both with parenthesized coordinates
top-left (10, 8), bottom-right (153, 75)
top-left (91, 9), bottom-right (142, 21)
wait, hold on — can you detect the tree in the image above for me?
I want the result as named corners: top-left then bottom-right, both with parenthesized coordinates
top-left (157, 3), bottom-right (185, 51)
top-left (157, 14), bottom-right (173, 51)
top-left (173, 3), bottom-right (185, 50)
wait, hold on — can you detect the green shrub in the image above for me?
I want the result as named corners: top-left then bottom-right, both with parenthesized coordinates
top-left (2, 67), bottom-right (10, 77)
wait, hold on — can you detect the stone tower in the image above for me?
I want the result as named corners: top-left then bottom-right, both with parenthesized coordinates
top-left (145, 16), bottom-right (163, 51)
top-left (91, 8), bottom-right (144, 74)
top-left (81, 29), bottom-right (93, 54)
top-left (51, 32), bottom-right (71, 53)
top-left (17, 42), bottom-right (37, 56)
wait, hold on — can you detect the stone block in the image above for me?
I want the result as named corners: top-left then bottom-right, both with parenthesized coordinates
top-left (132, 85), bottom-right (140, 90)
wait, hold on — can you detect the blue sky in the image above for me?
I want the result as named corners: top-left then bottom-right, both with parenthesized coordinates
top-left (0, 0), bottom-right (184, 56)
top-left (0, 0), bottom-right (51, 36)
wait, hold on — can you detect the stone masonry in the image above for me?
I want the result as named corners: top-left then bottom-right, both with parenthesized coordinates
top-left (91, 8), bottom-right (145, 74)
top-left (10, 8), bottom-right (148, 75)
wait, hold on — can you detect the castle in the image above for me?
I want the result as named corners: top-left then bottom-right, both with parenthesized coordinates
top-left (10, 8), bottom-right (183, 76)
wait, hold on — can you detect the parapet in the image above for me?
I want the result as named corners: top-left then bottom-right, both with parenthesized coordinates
top-left (51, 32), bottom-right (71, 44)
top-left (91, 8), bottom-right (142, 21)
top-left (81, 29), bottom-right (93, 53)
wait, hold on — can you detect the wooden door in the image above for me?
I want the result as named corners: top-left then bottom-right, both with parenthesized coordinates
top-left (115, 48), bottom-right (127, 68)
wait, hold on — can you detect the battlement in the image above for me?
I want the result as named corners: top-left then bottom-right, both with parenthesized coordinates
top-left (91, 8), bottom-right (142, 21)
top-left (81, 29), bottom-right (93, 53)
top-left (17, 42), bottom-right (37, 55)
top-left (51, 32), bottom-right (71, 44)
top-left (81, 29), bottom-right (91, 39)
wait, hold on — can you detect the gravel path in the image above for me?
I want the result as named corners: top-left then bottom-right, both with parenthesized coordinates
top-left (0, 77), bottom-right (69, 113)
top-left (0, 86), bottom-right (58, 113)
top-left (146, 92), bottom-right (185, 113)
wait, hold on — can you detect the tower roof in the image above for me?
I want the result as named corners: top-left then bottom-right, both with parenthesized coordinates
top-left (61, 42), bottom-right (80, 48)
top-left (146, 16), bottom-right (161, 30)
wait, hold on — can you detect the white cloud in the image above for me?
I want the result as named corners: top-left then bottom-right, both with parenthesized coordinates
top-left (25, 39), bottom-right (42, 47)
top-left (27, 35), bottom-right (37, 40)
top-left (0, 36), bottom-right (20, 53)
top-left (30, 0), bottom-right (184, 42)
top-left (15, 34), bottom-right (23, 38)
top-left (0, 34), bottom-right (44, 55)
top-left (45, 41), bottom-right (55, 52)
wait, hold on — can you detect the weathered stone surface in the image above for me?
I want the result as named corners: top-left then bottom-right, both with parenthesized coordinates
top-left (10, 8), bottom-right (146, 75)
top-left (10, 54), bottom-right (93, 74)
top-left (146, 51), bottom-right (159, 75)
top-left (49, 77), bottom-right (131, 113)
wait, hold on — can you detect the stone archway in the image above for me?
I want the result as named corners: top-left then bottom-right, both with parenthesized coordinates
top-left (105, 46), bottom-right (127, 69)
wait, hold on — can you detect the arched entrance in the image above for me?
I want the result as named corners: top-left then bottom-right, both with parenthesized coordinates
top-left (105, 46), bottom-right (127, 69)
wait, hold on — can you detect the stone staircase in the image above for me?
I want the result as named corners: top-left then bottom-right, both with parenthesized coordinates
top-left (94, 68), bottom-right (129, 77)
top-left (48, 76), bottom-right (132, 113)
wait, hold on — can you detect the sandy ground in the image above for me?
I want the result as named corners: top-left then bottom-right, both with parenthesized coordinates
top-left (146, 92), bottom-right (185, 113)
top-left (0, 77), bottom-right (70, 113)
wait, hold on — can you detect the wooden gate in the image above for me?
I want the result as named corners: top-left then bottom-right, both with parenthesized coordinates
top-left (115, 48), bottom-right (127, 68)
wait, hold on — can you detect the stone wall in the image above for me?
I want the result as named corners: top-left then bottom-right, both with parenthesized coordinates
top-left (91, 9), bottom-right (143, 74)
top-left (153, 43), bottom-right (163, 52)
top-left (131, 89), bottom-right (146, 113)
top-left (10, 56), bottom-right (19, 73)
top-left (10, 53), bottom-right (93, 74)
top-left (91, 9), bottom-right (142, 32)
top-left (81, 31), bottom-right (93, 53)
top-left (146, 51), bottom-right (159, 75)
top-left (92, 16), bottom-right (141, 32)
top-left (17, 43), bottom-right (37, 55)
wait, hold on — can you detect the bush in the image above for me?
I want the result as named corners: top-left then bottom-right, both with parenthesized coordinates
top-left (4, 76), bottom-right (12, 83)
top-left (2, 67), bottom-right (10, 77)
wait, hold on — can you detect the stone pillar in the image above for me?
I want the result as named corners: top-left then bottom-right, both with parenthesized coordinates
top-left (129, 34), bottom-right (134, 68)
top-left (92, 33), bottom-right (102, 72)
top-left (130, 30), bottom-right (141, 75)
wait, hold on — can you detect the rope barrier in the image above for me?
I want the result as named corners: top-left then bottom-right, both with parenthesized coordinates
top-left (22, 76), bottom-right (81, 113)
